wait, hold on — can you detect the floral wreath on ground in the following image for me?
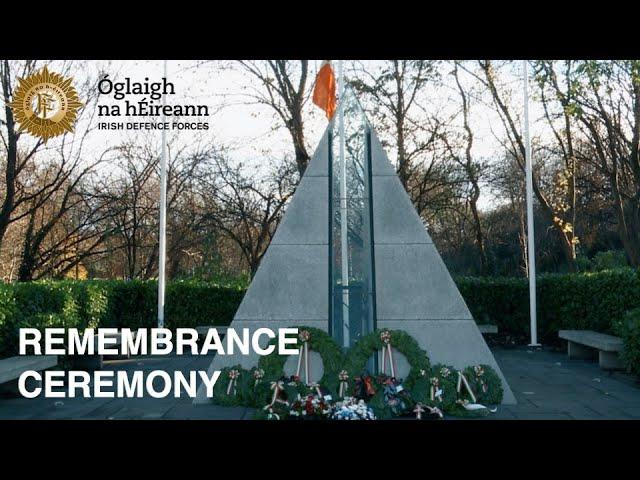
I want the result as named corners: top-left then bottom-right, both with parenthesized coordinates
top-left (461, 364), bottom-right (503, 405)
top-left (211, 365), bottom-right (253, 407)
top-left (212, 328), bottom-right (504, 419)
top-left (411, 363), bottom-right (459, 412)
top-left (343, 329), bottom-right (431, 390)
top-left (257, 325), bottom-right (345, 393)
top-left (253, 375), bottom-right (326, 420)
top-left (331, 397), bottom-right (376, 420)
top-left (351, 372), bottom-right (416, 419)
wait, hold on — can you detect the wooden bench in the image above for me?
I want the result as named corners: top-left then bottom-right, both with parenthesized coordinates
top-left (477, 324), bottom-right (498, 334)
top-left (0, 355), bottom-right (58, 395)
top-left (558, 330), bottom-right (624, 370)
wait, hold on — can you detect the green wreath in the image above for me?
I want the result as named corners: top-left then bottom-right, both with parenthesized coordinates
top-left (343, 329), bottom-right (430, 390)
top-left (366, 374), bottom-right (417, 419)
top-left (441, 364), bottom-right (502, 418)
top-left (257, 326), bottom-right (345, 394)
top-left (247, 366), bottom-right (273, 408)
top-left (211, 365), bottom-right (253, 407)
top-left (461, 364), bottom-right (503, 405)
top-left (252, 377), bottom-right (320, 420)
top-left (412, 363), bottom-right (458, 412)
top-left (254, 400), bottom-right (289, 420)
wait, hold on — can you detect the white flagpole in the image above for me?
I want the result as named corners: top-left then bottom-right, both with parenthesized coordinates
top-left (338, 60), bottom-right (350, 348)
top-left (523, 60), bottom-right (540, 347)
top-left (157, 59), bottom-right (168, 329)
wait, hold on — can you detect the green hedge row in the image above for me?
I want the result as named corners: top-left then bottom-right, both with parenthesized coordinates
top-left (614, 308), bottom-right (640, 377)
top-left (1, 270), bottom-right (639, 361)
top-left (456, 268), bottom-right (640, 342)
top-left (0, 280), bottom-right (245, 358)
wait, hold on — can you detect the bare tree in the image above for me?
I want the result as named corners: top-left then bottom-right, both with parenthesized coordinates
top-left (441, 63), bottom-right (490, 273)
top-left (236, 61), bottom-right (311, 176)
top-left (489, 153), bottom-right (529, 275)
top-left (16, 157), bottom-right (115, 280)
top-left (0, 60), bottom-right (122, 280)
top-left (472, 60), bottom-right (580, 271)
top-left (350, 60), bottom-right (440, 188)
top-left (534, 60), bottom-right (581, 267)
top-left (568, 60), bottom-right (640, 266)
top-left (163, 141), bottom-right (216, 279)
top-left (96, 136), bottom-right (214, 280)
top-left (0, 60), bottom-right (45, 249)
top-left (199, 153), bottom-right (296, 277)
top-left (349, 59), bottom-right (463, 232)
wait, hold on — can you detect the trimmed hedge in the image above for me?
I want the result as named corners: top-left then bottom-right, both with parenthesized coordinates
top-left (614, 308), bottom-right (640, 376)
top-left (0, 282), bottom-right (87, 358)
top-left (456, 268), bottom-right (640, 343)
top-left (0, 284), bottom-right (16, 358)
top-left (0, 269), bottom-right (638, 358)
top-left (0, 280), bottom-right (245, 358)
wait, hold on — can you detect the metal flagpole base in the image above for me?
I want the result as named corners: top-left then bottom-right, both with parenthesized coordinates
top-left (528, 343), bottom-right (542, 348)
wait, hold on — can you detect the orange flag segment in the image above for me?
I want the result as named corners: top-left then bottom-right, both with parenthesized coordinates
top-left (313, 61), bottom-right (337, 120)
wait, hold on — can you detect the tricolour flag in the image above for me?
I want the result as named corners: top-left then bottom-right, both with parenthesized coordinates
top-left (312, 61), bottom-right (337, 120)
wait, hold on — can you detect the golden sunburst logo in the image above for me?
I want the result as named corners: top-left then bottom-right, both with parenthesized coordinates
top-left (9, 66), bottom-right (83, 141)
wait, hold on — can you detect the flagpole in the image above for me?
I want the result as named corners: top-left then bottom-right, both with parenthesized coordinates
top-left (338, 60), bottom-right (350, 348)
top-left (523, 60), bottom-right (540, 347)
top-left (157, 59), bottom-right (168, 329)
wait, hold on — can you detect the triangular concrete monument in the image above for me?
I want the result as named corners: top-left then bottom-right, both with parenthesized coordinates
top-left (195, 90), bottom-right (516, 405)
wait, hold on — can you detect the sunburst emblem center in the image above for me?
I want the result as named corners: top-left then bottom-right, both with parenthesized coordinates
top-left (9, 66), bottom-right (83, 141)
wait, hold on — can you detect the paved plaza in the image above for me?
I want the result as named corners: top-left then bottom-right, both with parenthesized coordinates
top-left (1, 346), bottom-right (639, 420)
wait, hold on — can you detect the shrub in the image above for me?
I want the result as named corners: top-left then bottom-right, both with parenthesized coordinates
top-left (105, 280), bottom-right (157, 329)
top-left (165, 280), bottom-right (245, 329)
top-left (614, 308), bottom-right (640, 376)
top-left (575, 255), bottom-right (592, 272)
top-left (1, 269), bottom-right (639, 358)
top-left (0, 284), bottom-right (16, 358)
top-left (0, 279), bottom-right (247, 358)
top-left (592, 250), bottom-right (629, 271)
top-left (76, 281), bottom-right (112, 329)
top-left (457, 276), bottom-right (528, 335)
top-left (102, 280), bottom-right (246, 329)
top-left (1, 281), bottom-right (83, 357)
top-left (456, 269), bottom-right (640, 343)
top-left (12, 282), bottom-right (79, 327)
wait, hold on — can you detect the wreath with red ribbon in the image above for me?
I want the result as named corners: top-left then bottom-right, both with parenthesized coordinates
top-left (257, 325), bottom-right (345, 394)
top-left (342, 328), bottom-right (431, 390)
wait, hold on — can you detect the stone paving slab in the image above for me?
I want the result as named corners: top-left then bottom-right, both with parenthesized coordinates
top-left (29, 398), bottom-right (114, 420)
top-left (492, 347), bottom-right (640, 419)
top-left (487, 409), bottom-right (518, 419)
top-left (162, 404), bottom-right (250, 420)
top-left (0, 347), bottom-right (639, 420)
top-left (619, 406), bottom-right (640, 417)
top-left (510, 412), bottom-right (574, 420)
